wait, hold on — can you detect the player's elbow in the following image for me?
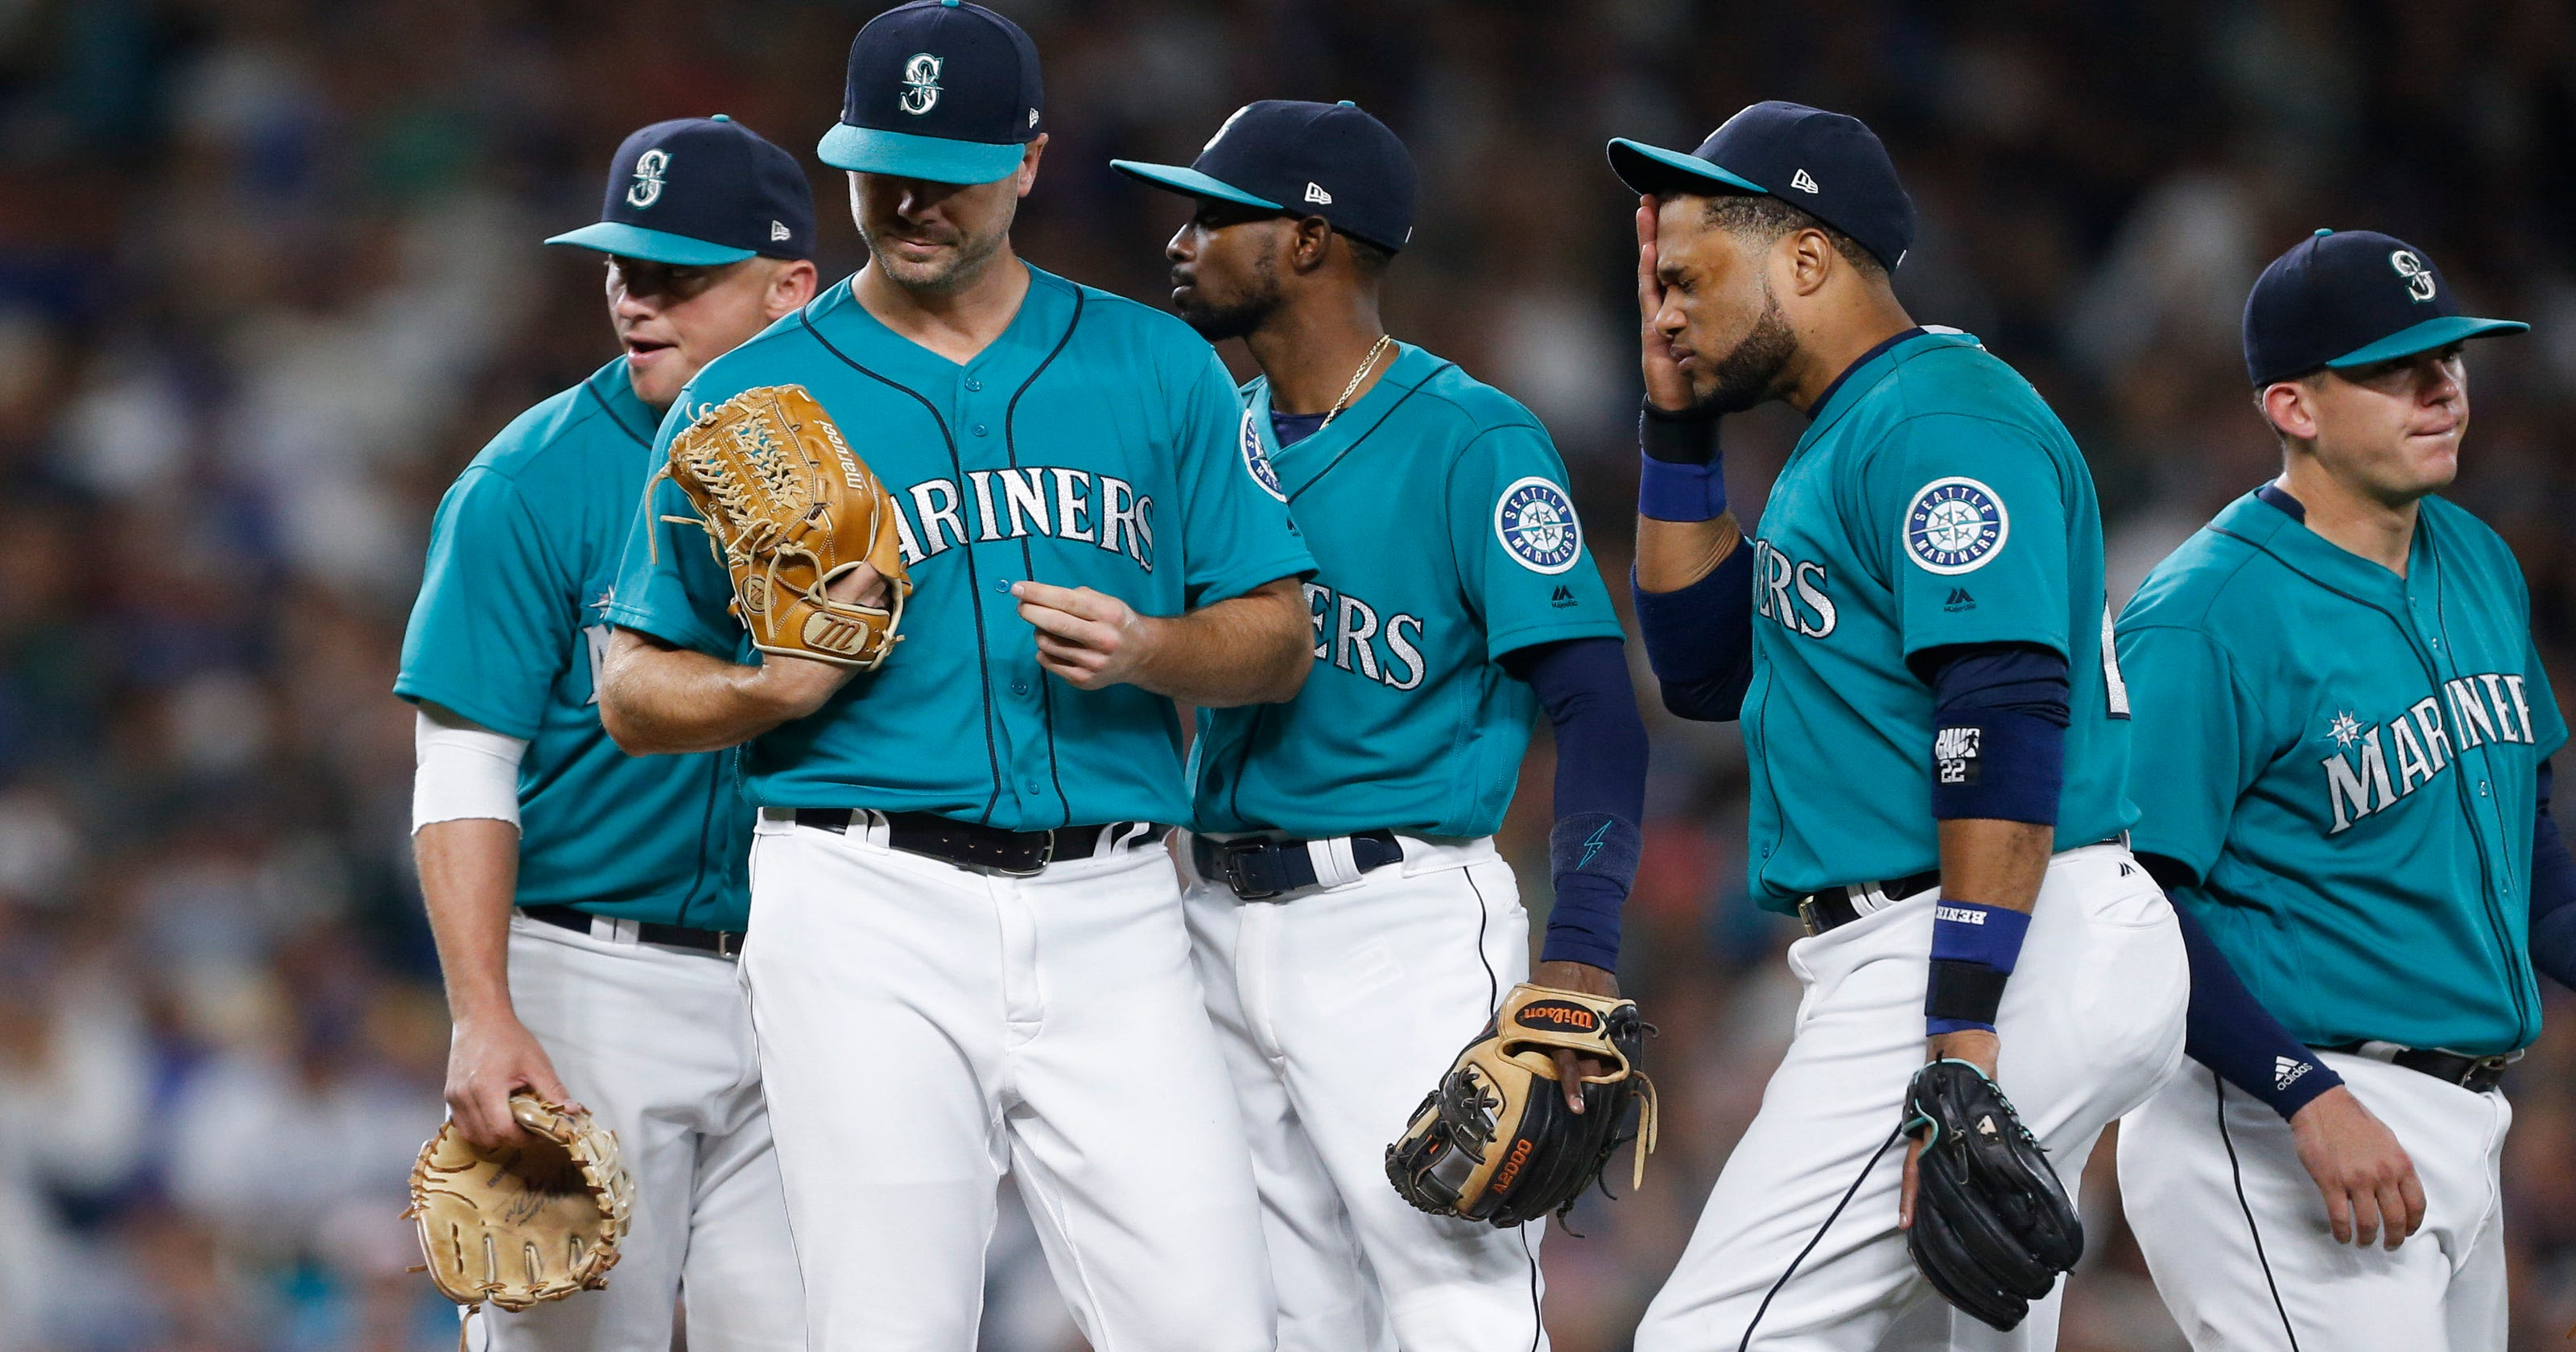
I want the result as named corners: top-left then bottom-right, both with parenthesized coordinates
top-left (594, 629), bottom-right (679, 754)
top-left (1657, 671), bottom-right (1747, 722)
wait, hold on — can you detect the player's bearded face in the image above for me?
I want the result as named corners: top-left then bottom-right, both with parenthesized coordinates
top-left (852, 144), bottom-right (1042, 294)
top-left (2295, 348), bottom-right (2470, 502)
top-left (1165, 208), bottom-right (1287, 341)
top-left (1654, 207), bottom-right (1799, 414)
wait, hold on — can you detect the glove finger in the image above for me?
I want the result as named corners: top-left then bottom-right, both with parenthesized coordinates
top-left (1916, 1167), bottom-right (2058, 1299)
top-left (1906, 1200), bottom-right (2030, 1331)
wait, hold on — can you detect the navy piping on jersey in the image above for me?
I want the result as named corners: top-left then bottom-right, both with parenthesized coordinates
top-left (1803, 325), bottom-right (1926, 418)
top-left (795, 303), bottom-right (1009, 824)
top-left (1005, 289), bottom-right (1088, 829)
top-left (581, 378), bottom-right (658, 447)
top-left (2207, 513), bottom-right (2532, 1041)
top-left (1279, 364), bottom-right (1455, 505)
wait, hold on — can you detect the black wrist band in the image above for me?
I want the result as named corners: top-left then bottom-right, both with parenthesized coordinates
top-left (1639, 401), bottom-right (1720, 465)
top-left (1926, 958), bottom-right (2010, 1026)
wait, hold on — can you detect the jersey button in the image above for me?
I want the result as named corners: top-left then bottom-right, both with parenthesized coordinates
top-left (972, 423), bottom-right (990, 438)
top-left (994, 577), bottom-right (1013, 593)
top-left (1012, 679), bottom-right (1030, 695)
top-left (965, 377), bottom-right (984, 392)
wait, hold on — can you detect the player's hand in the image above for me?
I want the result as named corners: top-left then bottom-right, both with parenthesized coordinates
top-left (753, 565), bottom-right (886, 716)
top-left (1013, 580), bottom-right (1159, 690)
top-left (2289, 1085), bottom-right (2424, 1248)
top-left (1533, 960), bottom-right (1620, 1113)
top-left (1900, 1029), bottom-right (2001, 1228)
top-left (445, 1012), bottom-right (581, 1151)
top-left (1635, 196), bottom-right (1698, 414)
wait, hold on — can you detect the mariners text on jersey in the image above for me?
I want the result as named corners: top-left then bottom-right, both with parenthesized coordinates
top-left (2121, 489), bottom-right (2566, 1053)
top-left (1189, 344), bottom-right (1623, 840)
top-left (610, 268), bottom-right (1315, 831)
top-left (1733, 329), bottom-right (2132, 910)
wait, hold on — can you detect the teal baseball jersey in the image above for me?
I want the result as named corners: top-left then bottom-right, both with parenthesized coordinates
top-left (610, 268), bottom-right (1315, 827)
top-left (1188, 344), bottom-right (1624, 839)
top-left (2120, 490), bottom-right (2565, 1053)
top-left (397, 357), bottom-right (750, 929)
top-left (1739, 328), bottom-right (2133, 912)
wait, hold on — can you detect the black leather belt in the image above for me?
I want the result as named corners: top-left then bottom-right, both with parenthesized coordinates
top-left (520, 905), bottom-right (741, 958)
top-left (1798, 868), bottom-right (1942, 936)
top-left (1192, 831), bottom-right (1403, 900)
top-left (2316, 1041), bottom-right (2517, 1094)
top-left (791, 808), bottom-right (1160, 876)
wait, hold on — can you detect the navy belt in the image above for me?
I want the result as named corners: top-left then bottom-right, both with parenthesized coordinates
top-left (789, 808), bottom-right (1161, 876)
top-left (1192, 831), bottom-right (1404, 901)
top-left (2315, 1041), bottom-right (2517, 1094)
top-left (519, 905), bottom-right (740, 958)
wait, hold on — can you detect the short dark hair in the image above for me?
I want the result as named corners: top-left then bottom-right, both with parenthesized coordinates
top-left (1701, 193), bottom-right (1885, 280)
top-left (1341, 230), bottom-right (1393, 278)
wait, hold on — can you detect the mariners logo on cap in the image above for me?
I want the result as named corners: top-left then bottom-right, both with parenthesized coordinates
top-left (1495, 476), bottom-right (1583, 575)
top-left (627, 148), bottom-right (671, 208)
top-left (900, 52), bottom-right (943, 115)
top-left (1905, 476), bottom-right (2009, 575)
top-left (1237, 410), bottom-right (1286, 501)
top-left (2390, 249), bottom-right (2436, 303)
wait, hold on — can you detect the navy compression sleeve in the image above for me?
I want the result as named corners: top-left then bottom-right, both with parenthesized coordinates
top-left (2529, 760), bottom-right (2576, 989)
top-left (1922, 644), bottom-right (2068, 824)
top-left (2157, 885), bottom-right (2343, 1118)
top-left (1634, 546), bottom-right (1755, 721)
top-left (1501, 637), bottom-right (1649, 971)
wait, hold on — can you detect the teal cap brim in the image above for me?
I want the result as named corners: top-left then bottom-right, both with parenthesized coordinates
top-left (543, 221), bottom-right (756, 266)
top-left (1107, 160), bottom-right (1284, 211)
top-left (819, 123), bottom-right (1025, 184)
top-left (2327, 314), bottom-right (2529, 369)
top-left (1606, 138), bottom-right (1767, 197)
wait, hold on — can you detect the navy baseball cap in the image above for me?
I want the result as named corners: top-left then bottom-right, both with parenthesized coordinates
top-left (1110, 100), bottom-right (1418, 254)
top-left (2243, 229), bottom-right (2527, 386)
top-left (547, 116), bottom-right (815, 266)
top-left (819, 0), bottom-right (1043, 186)
top-left (1607, 101), bottom-right (1916, 271)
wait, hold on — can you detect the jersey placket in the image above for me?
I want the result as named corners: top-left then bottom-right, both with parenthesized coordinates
top-left (955, 333), bottom-right (1062, 827)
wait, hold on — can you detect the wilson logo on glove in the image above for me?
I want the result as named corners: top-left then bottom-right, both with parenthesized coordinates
top-left (1386, 983), bottom-right (1657, 1228)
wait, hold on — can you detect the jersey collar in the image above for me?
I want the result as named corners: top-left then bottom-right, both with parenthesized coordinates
top-left (1794, 326), bottom-right (1981, 452)
top-left (818, 263), bottom-right (1077, 384)
top-left (584, 356), bottom-right (662, 447)
top-left (1246, 341), bottom-right (1443, 496)
top-left (2212, 486), bottom-right (2435, 603)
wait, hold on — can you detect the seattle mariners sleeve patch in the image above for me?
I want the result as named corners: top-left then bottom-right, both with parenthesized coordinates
top-left (1904, 476), bottom-right (2009, 575)
top-left (1239, 408), bottom-right (1287, 501)
top-left (1495, 476), bottom-right (1583, 575)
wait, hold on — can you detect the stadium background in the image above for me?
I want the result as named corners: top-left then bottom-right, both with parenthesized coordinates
top-left (2, 0), bottom-right (2574, 1347)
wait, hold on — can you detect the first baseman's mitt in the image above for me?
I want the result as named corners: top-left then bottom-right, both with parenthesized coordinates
top-left (1901, 1059), bottom-right (2083, 1330)
top-left (406, 1093), bottom-right (636, 1316)
top-left (1386, 983), bottom-right (1657, 1226)
top-left (655, 383), bottom-right (912, 669)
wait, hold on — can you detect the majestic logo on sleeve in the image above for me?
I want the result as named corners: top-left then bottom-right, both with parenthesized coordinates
top-left (626, 149), bottom-right (670, 208)
top-left (1238, 409), bottom-right (1286, 501)
top-left (2318, 675), bottom-right (2537, 833)
top-left (2389, 249), bottom-right (2437, 303)
top-left (899, 53), bottom-right (943, 115)
top-left (1905, 476), bottom-right (2009, 575)
top-left (1494, 476), bottom-right (1582, 575)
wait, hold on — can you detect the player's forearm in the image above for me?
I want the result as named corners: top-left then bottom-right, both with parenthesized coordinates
top-left (1934, 818), bottom-right (2053, 914)
top-left (598, 629), bottom-right (844, 753)
top-left (415, 818), bottom-right (523, 1024)
top-left (1633, 513), bottom-right (1743, 593)
top-left (1131, 577), bottom-right (1312, 706)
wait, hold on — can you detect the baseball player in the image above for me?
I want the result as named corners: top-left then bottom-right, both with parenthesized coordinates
top-left (2114, 229), bottom-right (2575, 1350)
top-left (1607, 102), bottom-right (2190, 1349)
top-left (395, 115), bottom-right (816, 1350)
top-left (592, 5), bottom-right (1315, 1350)
top-left (1111, 101), bottom-right (1649, 1350)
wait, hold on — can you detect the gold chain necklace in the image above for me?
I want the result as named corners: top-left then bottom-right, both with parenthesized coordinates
top-left (1317, 334), bottom-right (1394, 432)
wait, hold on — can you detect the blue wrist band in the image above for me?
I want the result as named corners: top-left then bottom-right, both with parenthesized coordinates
top-left (1925, 901), bottom-right (2032, 1035)
top-left (1639, 455), bottom-right (1727, 522)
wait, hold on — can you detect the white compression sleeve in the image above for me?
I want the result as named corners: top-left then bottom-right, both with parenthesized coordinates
top-left (412, 707), bottom-right (528, 832)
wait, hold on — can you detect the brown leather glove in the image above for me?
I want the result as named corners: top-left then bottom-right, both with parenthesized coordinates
top-left (407, 1092), bottom-right (636, 1315)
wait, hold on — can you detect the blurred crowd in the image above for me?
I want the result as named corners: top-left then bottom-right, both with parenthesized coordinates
top-left (2, 0), bottom-right (2574, 1348)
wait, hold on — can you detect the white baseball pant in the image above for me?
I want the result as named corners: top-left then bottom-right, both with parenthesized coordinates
top-left (740, 812), bottom-right (1276, 1352)
top-left (1635, 841), bottom-right (2190, 1351)
top-left (1181, 832), bottom-right (1553, 1352)
top-left (466, 913), bottom-right (804, 1352)
top-left (2119, 1050), bottom-right (2512, 1350)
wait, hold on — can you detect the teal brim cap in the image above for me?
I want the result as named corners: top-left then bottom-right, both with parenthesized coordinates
top-left (1107, 159), bottom-right (1284, 211)
top-left (543, 221), bottom-right (756, 265)
top-left (819, 122), bottom-right (1025, 184)
top-left (2327, 313), bottom-right (2529, 369)
top-left (1605, 138), bottom-right (1767, 197)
